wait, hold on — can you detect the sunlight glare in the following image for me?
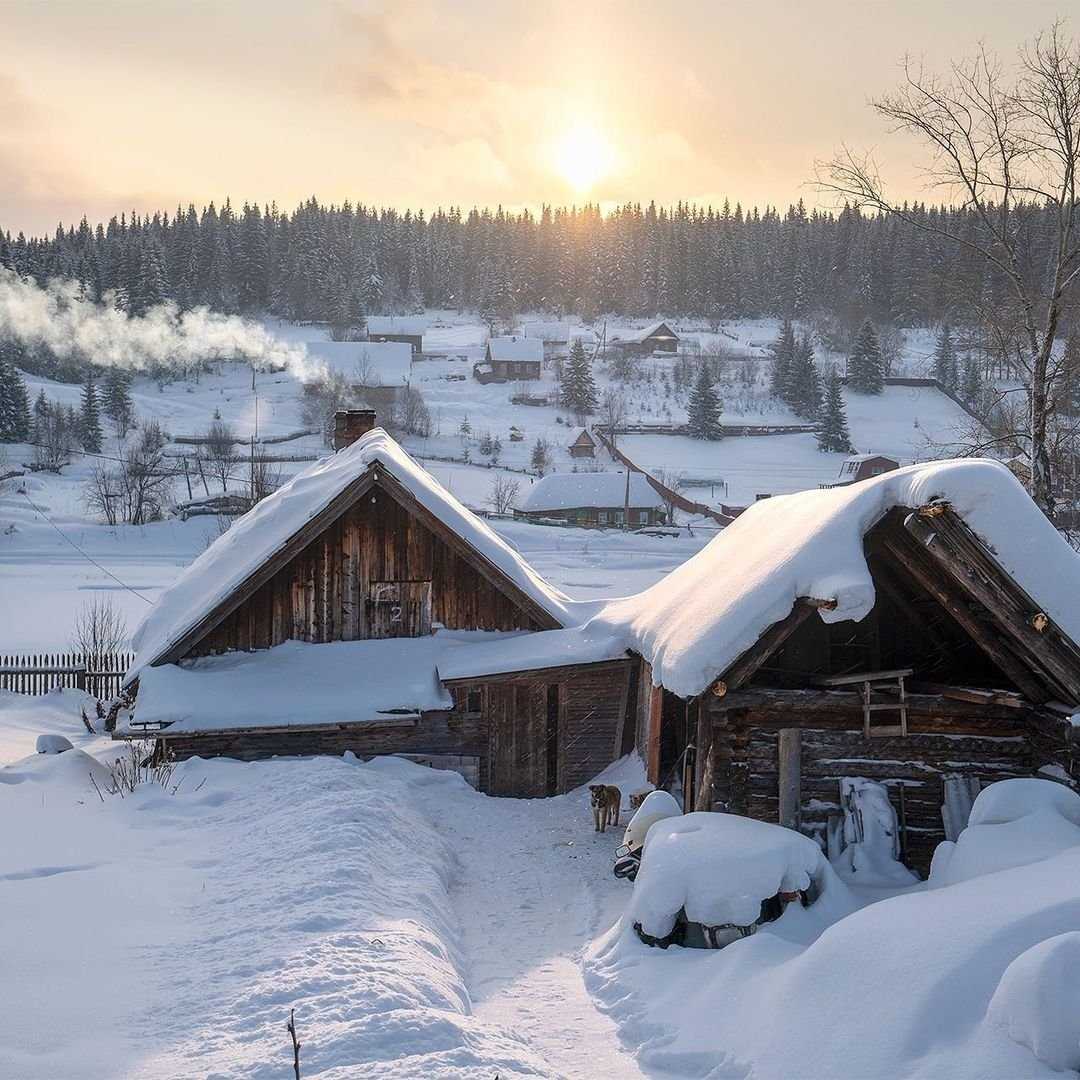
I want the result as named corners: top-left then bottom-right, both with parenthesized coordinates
top-left (553, 123), bottom-right (617, 193)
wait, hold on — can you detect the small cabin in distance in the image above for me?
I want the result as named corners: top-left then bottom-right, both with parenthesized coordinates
top-left (610, 321), bottom-right (679, 358)
top-left (826, 454), bottom-right (900, 488)
top-left (521, 321), bottom-right (571, 361)
top-left (475, 336), bottom-right (544, 383)
top-left (365, 316), bottom-right (425, 354)
top-left (568, 429), bottom-right (597, 459)
top-left (306, 341), bottom-right (413, 408)
top-left (514, 471), bottom-right (667, 528)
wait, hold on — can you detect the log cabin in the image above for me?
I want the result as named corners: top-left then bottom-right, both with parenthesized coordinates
top-left (116, 418), bottom-right (634, 796)
top-left (305, 341), bottom-right (412, 409)
top-left (609, 321), bottom-right (679, 357)
top-left (568, 429), bottom-right (597, 459)
top-left (475, 336), bottom-right (544, 383)
top-left (607, 460), bottom-right (1080, 874)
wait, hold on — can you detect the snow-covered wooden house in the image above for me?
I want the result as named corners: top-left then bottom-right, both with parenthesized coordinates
top-left (609, 321), bottom-right (679, 357)
top-left (365, 316), bottom-right (425, 354)
top-left (117, 422), bottom-right (634, 796)
top-left (604, 461), bottom-right (1080, 872)
top-left (514, 471), bottom-right (667, 528)
top-left (475, 336), bottom-right (543, 383)
top-left (828, 453), bottom-right (900, 487)
top-left (306, 340), bottom-right (413, 408)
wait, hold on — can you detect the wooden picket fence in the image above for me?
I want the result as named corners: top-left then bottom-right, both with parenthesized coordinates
top-left (0, 652), bottom-right (134, 700)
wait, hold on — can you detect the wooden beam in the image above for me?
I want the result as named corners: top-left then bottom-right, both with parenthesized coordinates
top-left (778, 728), bottom-right (801, 829)
top-left (440, 658), bottom-right (631, 687)
top-left (876, 528), bottom-right (1050, 704)
top-left (908, 510), bottom-right (1080, 703)
top-left (715, 599), bottom-right (819, 694)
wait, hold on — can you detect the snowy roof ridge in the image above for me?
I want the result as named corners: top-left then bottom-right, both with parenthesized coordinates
top-left (127, 429), bottom-right (574, 681)
top-left (591, 458), bottom-right (1080, 699)
top-left (518, 471), bottom-right (666, 513)
top-left (487, 336), bottom-right (544, 363)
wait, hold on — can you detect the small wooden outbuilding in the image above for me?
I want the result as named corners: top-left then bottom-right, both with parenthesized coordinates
top-left (568, 429), bottom-right (597, 459)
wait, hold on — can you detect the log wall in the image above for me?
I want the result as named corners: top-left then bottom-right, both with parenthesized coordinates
top-left (697, 694), bottom-right (1063, 874)
top-left (188, 483), bottom-right (546, 657)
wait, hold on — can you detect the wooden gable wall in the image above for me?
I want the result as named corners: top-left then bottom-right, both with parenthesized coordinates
top-left (185, 481), bottom-right (549, 659)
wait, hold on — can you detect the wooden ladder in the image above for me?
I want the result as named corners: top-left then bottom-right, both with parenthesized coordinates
top-left (816, 668), bottom-right (913, 737)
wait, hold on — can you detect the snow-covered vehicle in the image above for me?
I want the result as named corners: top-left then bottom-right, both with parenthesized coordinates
top-left (614, 795), bottom-right (842, 950)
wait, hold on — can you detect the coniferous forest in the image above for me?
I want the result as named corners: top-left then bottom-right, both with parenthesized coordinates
top-left (3, 197), bottom-right (1078, 337)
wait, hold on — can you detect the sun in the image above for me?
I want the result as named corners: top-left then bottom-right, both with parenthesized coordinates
top-left (552, 122), bottom-right (617, 193)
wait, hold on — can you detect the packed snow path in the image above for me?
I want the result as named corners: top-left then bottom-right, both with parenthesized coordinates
top-left (412, 761), bottom-right (650, 1079)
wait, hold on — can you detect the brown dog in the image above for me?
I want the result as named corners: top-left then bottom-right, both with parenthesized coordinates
top-left (628, 790), bottom-right (651, 813)
top-left (589, 784), bottom-right (621, 832)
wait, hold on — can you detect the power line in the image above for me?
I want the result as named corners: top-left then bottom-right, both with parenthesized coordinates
top-left (17, 490), bottom-right (155, 605)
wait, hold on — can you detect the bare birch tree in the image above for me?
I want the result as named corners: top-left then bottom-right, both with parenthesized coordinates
top-left (820, 23), bottom-right (1080, 516)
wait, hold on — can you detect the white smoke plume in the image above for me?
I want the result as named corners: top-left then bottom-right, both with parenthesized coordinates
top-left (0, 269), bottom-right (321, 379)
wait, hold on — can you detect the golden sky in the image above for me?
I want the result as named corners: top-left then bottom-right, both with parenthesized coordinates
top-left (0, 0), bottom-right (1070, 235)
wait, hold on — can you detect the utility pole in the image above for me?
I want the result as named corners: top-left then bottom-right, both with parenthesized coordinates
top-left (623, 468), bottom-right (631, 531)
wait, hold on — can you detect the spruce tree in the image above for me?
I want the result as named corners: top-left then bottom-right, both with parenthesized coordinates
top-left (103, 366), bottom-right (135, 439)
top-left (787, 336), bottom-right (822, 419)
top-left (960, 353), bottom-right (983, 409)
top-left (932, 323), bottom-right (958, 391)
top-left (80, 371), bottom-right (103, 452)
top-left (32, 389), bottom-right (49, 441)
top-left (687, 363), bottom-right (723, 440)
top-left (530, 436), bottom-right (550, 474)
top-left (817, 370), bottom-right (853, 453)
top-left (561, 340), bottom-right (598, 417)
top-left (847, 319), bottom-right (885, 394)
top-left (0, 356), bottom-right (31, 442)
top-left (769, 318), bottom-right (796, 401)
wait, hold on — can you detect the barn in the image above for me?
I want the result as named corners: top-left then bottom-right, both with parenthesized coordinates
top-left (514, 471), bottom-right (667, 528)
top-left (116, 421), bottom-right (635, 795)
top-left (475, 336), bottom-right (544, 383)
top-left (306, 340), bottom-right (413, 408)
top-left (827, 453), bottom-right (900, 487)
top-left (598, 460), bottom-right (1080, 873)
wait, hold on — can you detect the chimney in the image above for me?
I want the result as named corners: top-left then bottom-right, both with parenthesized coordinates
top-left (334, 409), bottom-right (377, 450)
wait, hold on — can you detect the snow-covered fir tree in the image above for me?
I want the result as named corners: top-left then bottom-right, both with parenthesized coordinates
top-left (847, 319), bottom-right (885, 394)
top-left (932, 324), bottom-right (958, 391)
top-left (787, 336), bottom-right (822, 418)
top-left (103, 366), bottom-right (135, 439)
top-left (687, 363), bottom-right (723, 440)
top-left (817, 370), bottom-right (853, 452)
top-left (0, 355), bottom-right (31, 442)
top-left (769, 319), bottom-right (796, 401)
top-left (960, 353), bottom-right (984, 409)
top-left (560, 340), bottom-right (598, 417)
top-left (79, 372), bottom-right (103, 452)
top-left (530, 436), bottom-right (550, 474)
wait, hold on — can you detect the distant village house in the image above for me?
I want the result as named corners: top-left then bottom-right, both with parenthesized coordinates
top-left (568, 429), bottom-right (597, 459)
top-left (609, 321), bottom-right (679, 358)
top-left (306, 340), bottom-right (413, 409)
top-left (365, 316), bottom-right (426, 354)
top-left (514, 471), bottom-right (667, 528)
top-left (474, 336), bottom-right (544, 383)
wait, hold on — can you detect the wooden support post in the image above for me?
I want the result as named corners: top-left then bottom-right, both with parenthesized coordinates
top-left (778, 728), bottom-right (801, 830)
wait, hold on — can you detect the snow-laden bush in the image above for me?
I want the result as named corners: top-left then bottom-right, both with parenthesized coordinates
top-left (929, 778), bottom-right (1080, 888)
top-left (35, 734), bottom-right (73, 754)
top-left (987, 931), bottom-right (1080, 1071)
top-left (627, 812), bottom-right (854, 940)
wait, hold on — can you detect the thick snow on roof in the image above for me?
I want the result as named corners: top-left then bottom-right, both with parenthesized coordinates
top-left (519, 471), bottom-right (665, 513)
top-left (595, 459), bottom-right (1080, 699)
top-left (127, 633), bottom-right (527, 733)
top-left (520, 321), bottom-right (569, 342)
top-left (127, 429), bottom-right (573, 681)
top-left (486, 336), bottom-right (544, 363)
top-left (615, 321), bottom-right (678, 344)
top-left (437, 626), bottom-right (627, 681)
top-left (365, 315), bottom-right (426, 336)
top-left (305, 340), bottom-right (412, 387)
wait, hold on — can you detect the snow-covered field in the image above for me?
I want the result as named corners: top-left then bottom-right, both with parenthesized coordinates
top-left (5, 691), bottom-right (1080, 1078)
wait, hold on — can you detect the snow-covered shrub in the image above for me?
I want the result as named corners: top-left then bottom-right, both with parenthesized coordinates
top-left (929, 778), bottom-right (1080, 888)
top-left (35, 734), bottom-right (73, 754)
top-left (987, 931), bottom-right (1080, 1071)
top-left (626, 812), bottom-right (854, 940)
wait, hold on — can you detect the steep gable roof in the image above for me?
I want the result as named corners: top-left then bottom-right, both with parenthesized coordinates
top-left (127, 430), bottom-right (573, 682)
top-left (593, 459), bottom-right (1080, 700)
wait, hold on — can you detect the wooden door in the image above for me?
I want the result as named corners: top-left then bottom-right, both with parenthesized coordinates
top-left (486, 683), bottom-right (548, 797)
top-left (367, 581), bottom-right (432, 638)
